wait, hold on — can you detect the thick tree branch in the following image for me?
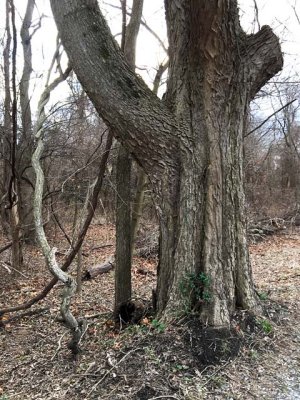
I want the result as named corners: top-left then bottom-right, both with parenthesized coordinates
top-left (244, 25), bottom-right (283, 99)
top-left (50, 0), bottom-right (179, 175)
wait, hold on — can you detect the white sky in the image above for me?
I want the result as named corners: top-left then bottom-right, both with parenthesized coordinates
top-left (0, 0), bottom-right (300, 110)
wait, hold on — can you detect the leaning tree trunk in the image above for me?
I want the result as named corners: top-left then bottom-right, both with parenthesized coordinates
top-left (51, 0), bottom-right (283, 327)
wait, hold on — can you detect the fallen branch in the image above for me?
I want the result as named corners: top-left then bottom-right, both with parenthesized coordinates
top-left (83, 256), bottom-right (115, 280)
top-left (51, 331), bottom-right (68, 360)
top-left (0, 307), bottom-right (49, 327)
top-left (248, 218), bottom-right (286, 242)
top-left (85, 312), bottom-right (111, 319)
top-left (0, 261), bottom-right (29, 278)
top-left (0, 241), bottom-right (12, 254)
top-left (91, 244), bottom-right (113, 251)
top-left (148, 396), bottom-right (178, 400)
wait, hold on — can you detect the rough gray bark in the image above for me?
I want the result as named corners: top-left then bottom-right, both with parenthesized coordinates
top-left (51, 0), bottom-right (283, 326)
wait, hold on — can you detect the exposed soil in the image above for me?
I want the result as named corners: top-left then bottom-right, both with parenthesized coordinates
top-left (0, 225), bottom-right (300, 399)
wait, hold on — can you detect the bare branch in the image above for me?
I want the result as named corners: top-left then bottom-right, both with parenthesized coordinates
top-left (253, 0), bottom-right (261, 30)
top-left (103, 1), bottom-right (168, 54)
top-left (245, 99), bottom-right (297, 137)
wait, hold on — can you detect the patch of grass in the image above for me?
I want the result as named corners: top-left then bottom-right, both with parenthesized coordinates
top-left (220, 340), bottom-right (230, 355)
top-left (144, 346), bottom-right (161, 365)
top-left (250, 349), bottom-right (259, 360)
top-left (258, 291), bottom-right (268, 301)
top-left (258, 318), bottom-right (273, 334)
top-left (210, 374), bottom-right (226, 388)
top-left (151, 319), bottom-right (166, 333)
top-left (173, 363), bottom-right (189, 373)
top-left (124, 324), bottom-right (147, 336)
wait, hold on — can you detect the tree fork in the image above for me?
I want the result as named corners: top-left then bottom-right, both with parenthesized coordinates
top-left (50, 0), bottom-right (283, 326)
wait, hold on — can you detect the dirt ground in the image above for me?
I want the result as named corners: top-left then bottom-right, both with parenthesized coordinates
top-left (0, 225), bottom-right (299, 399)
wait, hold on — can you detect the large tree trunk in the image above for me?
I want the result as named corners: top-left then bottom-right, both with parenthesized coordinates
top-left (51, 0), bottom-right (283, 326)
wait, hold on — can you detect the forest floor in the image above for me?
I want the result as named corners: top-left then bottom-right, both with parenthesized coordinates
top-left (0, 223), bottom-right (300, 400)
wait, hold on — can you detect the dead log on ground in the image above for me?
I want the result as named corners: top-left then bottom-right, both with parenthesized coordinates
top-left (83, 256), bottom-right (115, 280)
top-left (248, 218), bottom-right (286, 243)
top-left (282, 209), bottom-right (300, 226)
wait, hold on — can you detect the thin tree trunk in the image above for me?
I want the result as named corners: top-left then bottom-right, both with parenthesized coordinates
top-left (115, 144), bottom-right (132, 308)
top-left (72, 199), bottom-right (82, 294)
top-left (114, 0), bottom-right (144, 315)
top-left (0, 5), bottom-right (11, 234)
top-left (76, 245), bottom-right (82, 294)
top-left (1, 0), bottom-right (12, 234)
top-left (18, 0), bottom-right (36, 243)
top-left (131, 168), bottom-right (146, 251)
top-left (8, 0), bottom-right (23, 270)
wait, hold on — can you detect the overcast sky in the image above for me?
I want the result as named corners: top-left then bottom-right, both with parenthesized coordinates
top-left (0, 0), bottom-right (300, 107)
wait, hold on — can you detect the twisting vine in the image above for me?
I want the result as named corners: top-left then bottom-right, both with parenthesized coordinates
top-left (31, 45), bottom-right (85, 355)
